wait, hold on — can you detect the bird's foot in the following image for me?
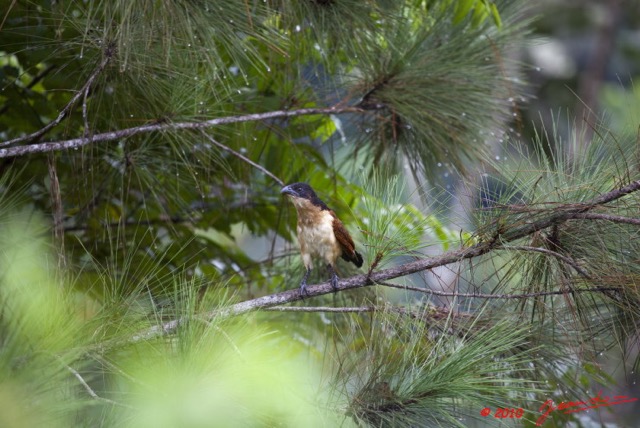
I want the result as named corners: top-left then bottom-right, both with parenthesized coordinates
top-left (328, 265), bottom-right (339, 291)
top-left (299, 280), bottom-right (308, 297)
top-left (299, 267), bottom-right (311, 297)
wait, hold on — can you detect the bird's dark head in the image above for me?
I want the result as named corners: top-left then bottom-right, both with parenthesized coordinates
top-left (281, 182), bottom-right (317, 200)
top-left (281, 182), bottom-right (329, 210)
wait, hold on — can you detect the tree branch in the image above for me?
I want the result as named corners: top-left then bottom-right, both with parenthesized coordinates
top-left (264, 306), bottom-right (375, 313)
top-left (2, 47), bottom-right (114, 147)
top-left (130, 179), bottom-right (640, 343)
top-left (568, 212), bottom-right (640, 226)
top-left (66, 365), bottom-right (131, 408)
top-left (0, 106), bottom-right (367, 158)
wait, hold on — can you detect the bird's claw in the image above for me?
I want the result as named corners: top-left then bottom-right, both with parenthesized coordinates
top-left (299, 268), bottom-right (311, 298)
top-left (330, 272), bottom-right (339, 291)
top-left (299, 280), bottom-right (308, 297)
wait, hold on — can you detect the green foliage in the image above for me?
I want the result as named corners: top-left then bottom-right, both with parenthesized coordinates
top-left (333, 308), bottom-right (545, 427)
top-left (466, 118), bottom-right (640, 375)
top-left (356, 172), bottom-right (463, 271)
top-left (0, 214), bottom-right (84, 428)
top-left (111, 326), bottom-right (338, 428)
top-left (601, 80), bottom-right (640, 137)
top-left (0, 214), bottom-right (343, 427)
top-left (447, 0), bottom-right (503, 27)
top-left (0, 0), bottom-right (529, 294)
top-left (476, 117), bottom-right (639, 282)
top-left (346, 0), bottom-right (528, 179)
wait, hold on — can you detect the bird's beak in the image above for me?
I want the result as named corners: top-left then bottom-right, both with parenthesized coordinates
top-left (281, 185), bottom-right (298, 198)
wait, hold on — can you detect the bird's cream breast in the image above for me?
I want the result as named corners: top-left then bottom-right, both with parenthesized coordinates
top-left (291, 199), bottom-right (340, 265)
top-left (297, 211), bottom-right (335, 249)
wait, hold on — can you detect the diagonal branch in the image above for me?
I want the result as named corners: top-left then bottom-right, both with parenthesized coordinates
top-left (0, 106), bottom-right (367, 158)
top-left (2, 47), bottom-right (114, 147)
top-left (500, 245), bottom-right (591, 279)
top-left (201, 132), bottom-right (284, 186)
top-left (378, 281), bottom-right (619, 299)
top-left (130, 179), bottom-right (640, 343)
top-left (0, 0), bottom-right (17, 31)
top-left (66, 365), bottom-right (132, 408)
top-left (568, 212), bottom-right (640, 226)
top-left (265, 306), bottom-right (375, 313)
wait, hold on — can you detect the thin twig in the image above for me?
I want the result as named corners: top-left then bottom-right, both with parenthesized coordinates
top-left (265, 306), bottom-right (375, 313)
top-left (377, 281), bottom-right (619, 300)
top-left (66, 365), bottom-right (132, 408)
top-left (82, 85), bottom-right (91, 141)
top-left (569, 212), bottom-right (640, 226)
top-left (0, 106), bottom-right (367, 158)
top-left (0, 0), bottom-right (17, 31)
top-left (501, 245), bottom-right (591, 279)
top-left (2, 47), bottom-right (114, 147)
top-left (47, 153), bottom-right (65, 269)
top-left (201, 132), bottom-right (284, 186)
top-left (130, 179), bottom-right (640, 343)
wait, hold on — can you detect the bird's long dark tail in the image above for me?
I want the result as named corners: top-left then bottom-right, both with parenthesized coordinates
top-left (342, 250), bottom-right (364, 268)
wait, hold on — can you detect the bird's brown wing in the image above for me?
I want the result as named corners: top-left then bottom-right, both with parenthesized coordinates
top-left (331, 212), bottom-right (363, 268)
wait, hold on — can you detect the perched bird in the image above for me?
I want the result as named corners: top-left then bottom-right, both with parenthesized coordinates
top-left (281, 183), bottom-right (363, 295)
